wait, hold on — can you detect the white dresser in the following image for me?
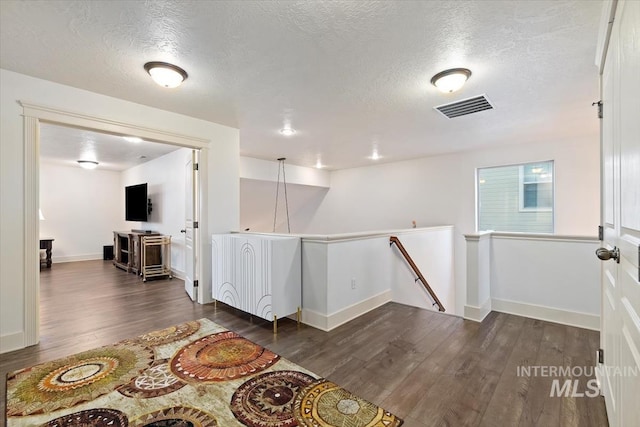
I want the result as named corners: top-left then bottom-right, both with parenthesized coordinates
top-left (211, 233), bottom-right (301, 322)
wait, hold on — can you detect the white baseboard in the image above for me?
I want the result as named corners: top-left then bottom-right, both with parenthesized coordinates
top-left (53, 253), bottom-right (102, 263)
top-left (464, 298), bottom-right (492, 322)
top-left (301, 308), bottom-right (330, 331)
top-left (491, 298), bottom-right (600, 331)
top-left (302, 290), bottom-right (392, 332)
top-left (0, 331), bottom-right (24, 354)
top-left (171, 269), bottom-right (185, 280)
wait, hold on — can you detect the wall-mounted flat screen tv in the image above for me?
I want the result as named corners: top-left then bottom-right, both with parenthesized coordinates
top-left (125, 183), bottom-right (148, 222)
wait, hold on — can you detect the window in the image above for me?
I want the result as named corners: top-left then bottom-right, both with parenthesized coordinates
top-left (477, 161), bottom-right (554, 233)
top-left (519, 162), bottom-right (553, 211)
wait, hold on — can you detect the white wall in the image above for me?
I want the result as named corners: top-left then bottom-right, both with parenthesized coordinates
top-left (240, 180), bottom-right (329, 233)
top-left (0, 69), bottom-right (239, 353)
top-left (239, 157), bottom-right (330, 234)
top-left (301, 227), bottom-right (455, 331)
top-left (490, 234), bottom-right (600, 330)
top-left (121, 148), bottom-right (190, 276)
top-left (40, 162), bottom-right (127, 262)
top-left (390, 227), bottom-right (455, 313)
top-left (304, 137), bottom-right (600, 316)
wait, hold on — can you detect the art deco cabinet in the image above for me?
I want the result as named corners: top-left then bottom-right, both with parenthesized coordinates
top-left (211, 234), bottom-right (301, 323)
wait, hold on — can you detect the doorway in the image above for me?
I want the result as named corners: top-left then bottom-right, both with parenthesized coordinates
top-left (22, 102), bottom-right (209, 347)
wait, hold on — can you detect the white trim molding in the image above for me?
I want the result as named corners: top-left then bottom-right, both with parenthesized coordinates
top-left (595, 0), bottom-right (618, 72)
top-left (302, 290), bottom-right (392, 332)
top-left (24, 115), bottom-right (40, 347)
top-left (492, 298), bottom-right (600, 331)
top-left (19, 101), bottom-right (209, 149)
top-left (171, 268), bottom-right (186, 281)
top-left (0, 332), bottom-right (25, 354)
top-left (464, 298), bottom-right (492, 322)
top-left (53, 254), bottom-right (103, 264)
top-left (490, 232), bottom-right (599, 243)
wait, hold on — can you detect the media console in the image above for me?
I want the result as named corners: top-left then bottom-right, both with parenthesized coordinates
top-left (113, 231), bottom-right (161, 275)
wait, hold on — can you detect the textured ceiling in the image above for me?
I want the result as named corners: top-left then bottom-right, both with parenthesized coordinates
top-left (1, 1), bottom-right (603, 170)
top-left (40, 124), bottom-right (180, 171)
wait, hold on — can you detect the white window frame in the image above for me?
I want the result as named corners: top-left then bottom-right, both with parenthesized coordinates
top-left (518, 161), bottom-right (554, 212)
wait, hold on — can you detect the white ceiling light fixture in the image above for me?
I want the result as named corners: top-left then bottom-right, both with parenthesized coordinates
top-left (144, 61), bottom-right (188, 88)
top-left (280, 127), bottom-right (296, 136)
top-left (123, 136), bottom-right (143, 143)
top-left (315, 158), bottom-right (324, 169)
top-left (369, 149), bottom-right (381, 161)
top-left (431, 68), bottom-right (472, 93)
top-left (77, 160), bottom-right (99, 170)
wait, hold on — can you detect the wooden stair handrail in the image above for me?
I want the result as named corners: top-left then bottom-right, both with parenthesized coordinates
top-left (389, 236), bottom-right (445, 312)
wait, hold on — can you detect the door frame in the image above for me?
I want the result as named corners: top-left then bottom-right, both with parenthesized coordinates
top-left (184, 149), bottom-right (199, 301)
top-left (21, 101), bottom-right (209, 347)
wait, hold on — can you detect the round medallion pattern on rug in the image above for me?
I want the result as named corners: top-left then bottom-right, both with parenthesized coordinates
top-left (131, 406), bottom-right (218, 427)
top-left (6, 342), bottom-right (154, 417)
top-left (230, 370), bottom-right (316, 426)
top-left (137, 321), bottom-right (201, 347)
top-left (39, 357), bottom-right (119, 391)
top-left (170, 331), bottom-right (279, 382)
top-left (41, 408), bottom-right (128, 426)
top-left (118, 359), bottom-right (186, 398)
top-left (293, 380), bottom-right (402, 427)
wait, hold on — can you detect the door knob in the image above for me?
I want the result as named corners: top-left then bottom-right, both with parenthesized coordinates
top-left (180, 229), bottom-right (186, 233)
top-left (596, 247), bottom-right (620, 263)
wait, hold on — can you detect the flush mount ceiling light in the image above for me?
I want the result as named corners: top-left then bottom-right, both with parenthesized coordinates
top-left (77, 160), bottom-right (99, 170)
top-left (123, 136), bottom-right (143, 143)
top-left (431, 68), bottom-right (472, 93)
top-left (280, 127), bottom-right (296, 136)
top-left (144, 61), bottom-right (188, 88)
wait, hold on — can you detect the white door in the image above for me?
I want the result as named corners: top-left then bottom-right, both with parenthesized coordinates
top-left (598, 2), bottom-right (640, 426)
top-left (184, 150), bottom-right (199, 301)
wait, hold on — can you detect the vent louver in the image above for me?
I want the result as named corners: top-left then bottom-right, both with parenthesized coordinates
top-left (434, 94), bottom-right (494, 118)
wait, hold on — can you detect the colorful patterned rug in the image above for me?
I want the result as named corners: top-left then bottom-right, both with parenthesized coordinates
top-left (6, 318), bottom-right (403, 426)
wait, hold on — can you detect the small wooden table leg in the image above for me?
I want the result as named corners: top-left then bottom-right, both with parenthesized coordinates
top-left (40, 239), bottom-right (54, 268)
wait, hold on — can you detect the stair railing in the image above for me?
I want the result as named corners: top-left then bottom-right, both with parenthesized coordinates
top-left (389, 235), bottom-right (445, 312)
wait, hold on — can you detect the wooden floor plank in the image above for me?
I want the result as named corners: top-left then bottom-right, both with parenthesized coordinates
top-left (479, 317), bottom-right (545, 427)
top-left (518, 322), bottom-right (567, 427)
top-left (0, 260), bottom-right (608, 426)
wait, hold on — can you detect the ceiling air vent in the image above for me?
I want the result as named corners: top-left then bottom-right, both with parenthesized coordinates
top-left (434, 94), bottom-right (494, 119)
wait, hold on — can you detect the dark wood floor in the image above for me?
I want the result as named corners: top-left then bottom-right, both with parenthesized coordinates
top-left (1, 260), bottom-right (607, 426)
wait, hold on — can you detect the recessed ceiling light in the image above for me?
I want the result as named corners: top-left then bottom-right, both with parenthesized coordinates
top-left (123, 136), bottom-right (143, 143)
top-left (431, 68), bottom-right (472, 93)
top-left (144, 61), bottom-right (188, 88)
top-left (315, 159), bottom-right (324, 169)
top-left (369, 150), bottom-right (381, 161)
top-left (77, 160), bottom-right (99, 170)
top-left (280, 128), bottom-right (296, 136)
